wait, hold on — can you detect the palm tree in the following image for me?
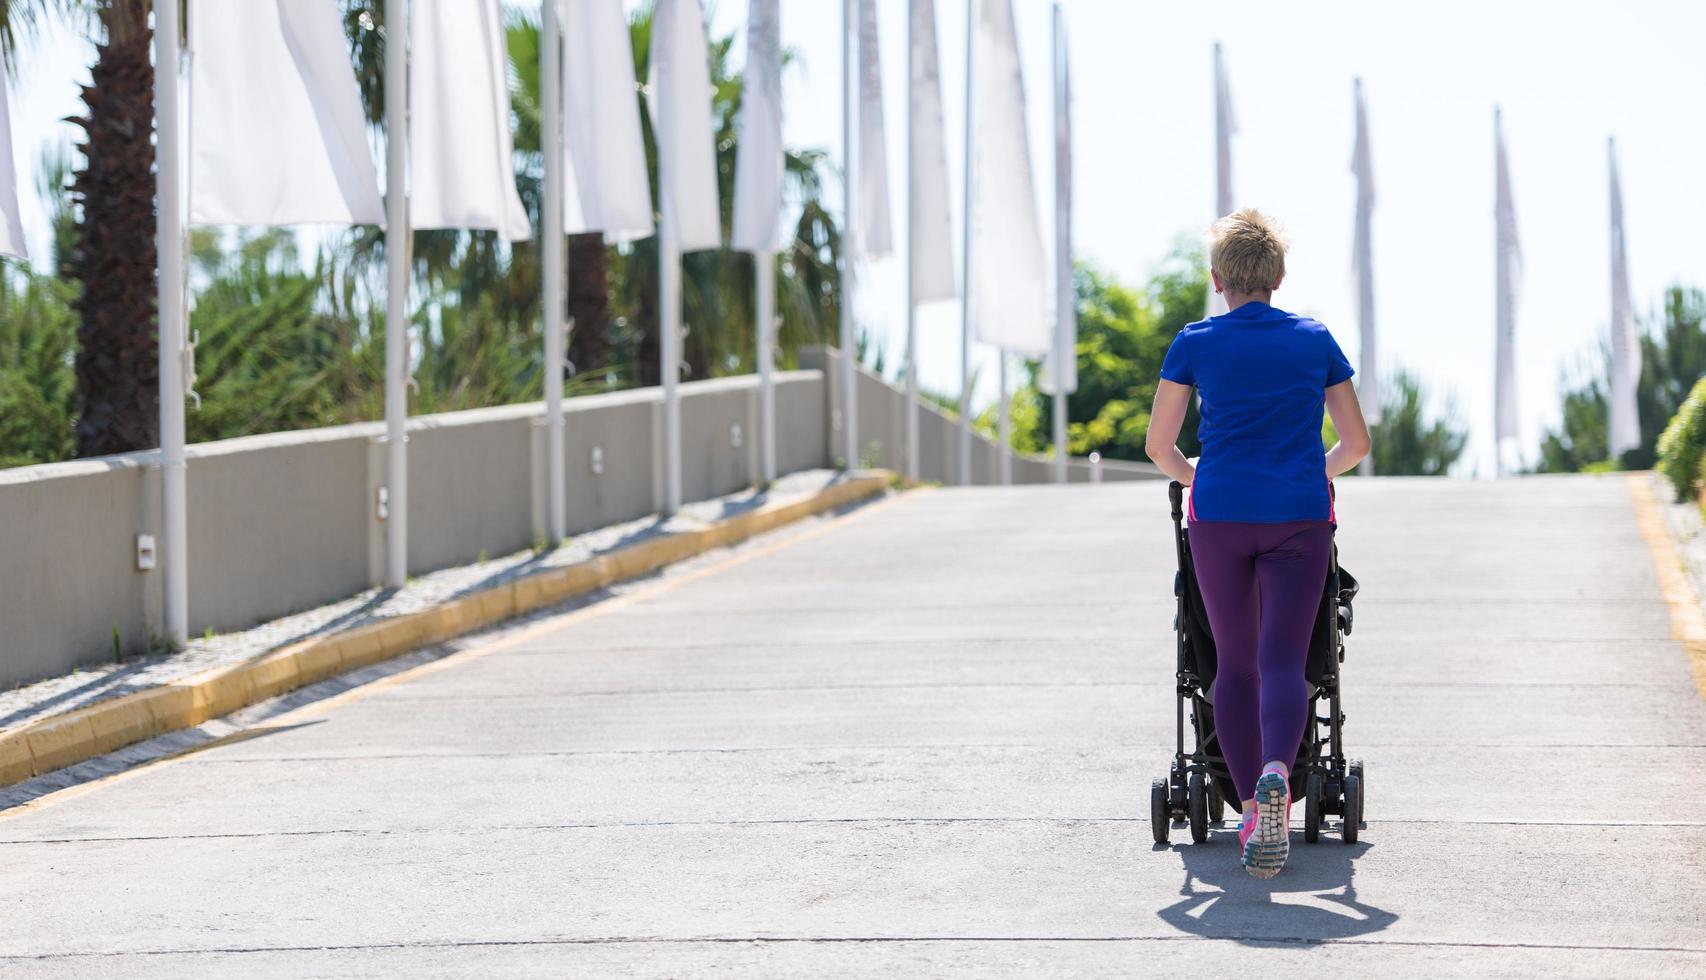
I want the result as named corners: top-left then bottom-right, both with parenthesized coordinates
top-left (615, 2), bottom-right (841, 387)
top-left (2, 1), bottom-right (159, 456)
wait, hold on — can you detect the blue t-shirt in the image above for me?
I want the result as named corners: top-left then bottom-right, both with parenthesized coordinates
top-left (1160, 301), bottom-right (1354, 523)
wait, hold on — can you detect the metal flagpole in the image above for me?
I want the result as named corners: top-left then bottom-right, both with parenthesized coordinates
top-left (997, 352), bottom-right (1011, 484)
top-left (1207, 42), bottom-right (1233, 319)
top-left (658, 6), bottom-right (683, 520)
top-left (757, 251), bottom-right (777, 483)
top-left (661, 186), bottom-right (683, 514)
top-left (903, 0), bottom-right (919, 484)
top-left (1492, 105), bottom-right (1520, 479)
top-left (542, 0), bottom-right (567, 541)
top-left (1607, 136), bottom-right (1641, 462)
top-left (840, 0), bottom-right (859, 471)
top-left (1051, 0), bottom-right (1068, 485)
top-left (733, 0), bottom-right (781, 485)
top-left (957, 0), bottom-right (975, 485)
top-left (1051, 374), bottom-right (1067, 483)
top-left (1353, 77), bottom-right (1376, 476)
top-left (156, 0), bottom-right (188, 646)
top-left (384, 0), bottom-right (410, 585)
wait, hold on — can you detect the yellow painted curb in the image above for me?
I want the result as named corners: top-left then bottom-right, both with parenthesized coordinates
top-left (1627, 473), bottom-right (1706, 700)
top-left (23, 711), bottom-right (97, 775)
top-left (82, 693), bottom-right (156, 756)
top-left (143, 686), bottom-right (198, 734)
top-left (336, 623), bottom-right (390, 673)
top-left (243, 649), bottom-right (304, 703)
top-left (0, 474), bottom-right (891, 789)
top-left (0, 730), bottom-right (35, 785)
top-left (292, 638), bottom-right (347, 686)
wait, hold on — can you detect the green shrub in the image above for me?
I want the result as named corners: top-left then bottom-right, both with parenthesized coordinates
top-left (1655, 377), bottom-right (1706, 500)
top-left (1698, 452), bottom-right (1706, 518)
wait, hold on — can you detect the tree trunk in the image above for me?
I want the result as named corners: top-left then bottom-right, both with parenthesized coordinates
top-left (681, 254), bottom-right (715, 385)
top-left (70, 5), bottom-right (158, 457)
top-left (632, 283), bottom-right (659, 388)
top-left (566, 232), bottom-right (610, 381)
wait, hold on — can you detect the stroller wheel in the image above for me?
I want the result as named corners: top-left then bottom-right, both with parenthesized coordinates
top-left (1187, 773), bottom-right (1209, 844)
top-left (1342, 773), bottom-right (1362, 844)
top-left (1207, 779), bottom-right (1226, 824)
top-left (1349, 759), bottom-right (1365, 815)
top-left (1303, 772), bottom-right (1324, 844)
top-left (1150, 777), bottom-right (1170, 845)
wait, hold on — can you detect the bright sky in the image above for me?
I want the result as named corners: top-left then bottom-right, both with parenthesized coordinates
top-left (8, 2), bottom-right (1705, 476)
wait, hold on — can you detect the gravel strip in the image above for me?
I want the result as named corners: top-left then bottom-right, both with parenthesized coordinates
top-left (0, 470), bottom-right (852, 732)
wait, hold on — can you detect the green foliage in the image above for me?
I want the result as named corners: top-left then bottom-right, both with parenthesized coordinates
top-left (184, 231), bottom-right (382, 441)
top-left (1538, 287), bottom-right (1706, 473)
top-left (1002, 248), bottom-right (1204, 462)
top-left (1353, 369), bottom-right (1468, 477)
top-left (0, 269), bottom-right (78, 466)
top-left (1656, 376), bottom-right (1706, 501)
top-left (997, 244), bottom-right (1205, 462)
top-left (973, 373), bottom-right (1043, 448)
top-left (920, 381), bottom-right (964, 420)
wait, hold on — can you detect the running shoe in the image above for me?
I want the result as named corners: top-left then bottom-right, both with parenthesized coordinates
top-left (1242, 769), bottom-right (1290, 878)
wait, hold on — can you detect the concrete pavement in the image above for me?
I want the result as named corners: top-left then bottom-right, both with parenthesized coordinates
top-left (1, 475), bottom-right (1704, 977)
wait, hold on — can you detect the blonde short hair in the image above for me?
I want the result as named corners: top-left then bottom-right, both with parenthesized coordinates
top-left (1209, 208), bottom-right (1288, 295)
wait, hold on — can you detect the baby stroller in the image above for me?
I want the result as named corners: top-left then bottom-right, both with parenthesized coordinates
top-left (1150, 481), bottom-right (1365, 845)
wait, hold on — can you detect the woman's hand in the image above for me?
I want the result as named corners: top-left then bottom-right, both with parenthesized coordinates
top-left (1145, 380), bottom-right (1199, 486)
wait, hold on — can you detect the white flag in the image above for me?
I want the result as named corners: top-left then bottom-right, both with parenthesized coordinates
top-left (187, 0), bottom-right (383, 227)
top-left (0, 53), bottom-right (25, 258)
top-left (731, 0), bottom-right (783, 253)
top-left (909, 0), bottom-right (955, 304)
top-left (1040, 3), bottom-right (1074, 396)
top-left (969, 0), bottom-right (1049, 355)
top-left (1494, 107), bottom-right (1522, 473)
top-left (650, 0), bottom-right (721, 251)
top-left (562, 0), bottom-right (654, 241)
top-left (857, 0), bottom-right (894, 258)
top-left (1207, 42), bottom-right (1235, 318)
top-left (409, 0), bottom-right (532, 240)
top-left (1351, 78), bottom-right (1379, 422)
top-left (1608, 136), bottom-right (1641, 458)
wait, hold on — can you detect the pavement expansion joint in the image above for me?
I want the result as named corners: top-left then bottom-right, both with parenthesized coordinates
top-left (167, 740), bottom-right (1706, 768)
top-left (5, 935), bottom-right (1704, 963)
top-left (7, 814), bottom-right (1700, 848)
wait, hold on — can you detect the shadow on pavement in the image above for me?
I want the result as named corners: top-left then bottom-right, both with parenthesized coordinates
top-left (1155, 825), bottom-right (1396, 944)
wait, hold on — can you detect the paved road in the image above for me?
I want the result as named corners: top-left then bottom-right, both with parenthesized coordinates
top-left (2, 476), bottom-right (1703, 977)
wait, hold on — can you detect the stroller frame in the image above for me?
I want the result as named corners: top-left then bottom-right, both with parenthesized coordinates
top-left (1150, 481), bottom-right (1365, 846)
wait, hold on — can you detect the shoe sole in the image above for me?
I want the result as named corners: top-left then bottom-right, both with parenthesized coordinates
top-left (1243, 771), bottom-right (1289, 879)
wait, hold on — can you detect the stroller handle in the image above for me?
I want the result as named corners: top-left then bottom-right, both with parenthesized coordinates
top-left (1168, 481), bottom-right (1184, 521)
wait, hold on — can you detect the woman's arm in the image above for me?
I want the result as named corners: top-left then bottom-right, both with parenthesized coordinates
top-left (1145, 380), bottom-right (1198, 485)
top-left (1324, 379), bottom-right (1372, 478)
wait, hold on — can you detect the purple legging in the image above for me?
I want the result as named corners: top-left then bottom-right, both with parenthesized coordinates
top-left (1188, 519), bottom-right (1334, 802)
